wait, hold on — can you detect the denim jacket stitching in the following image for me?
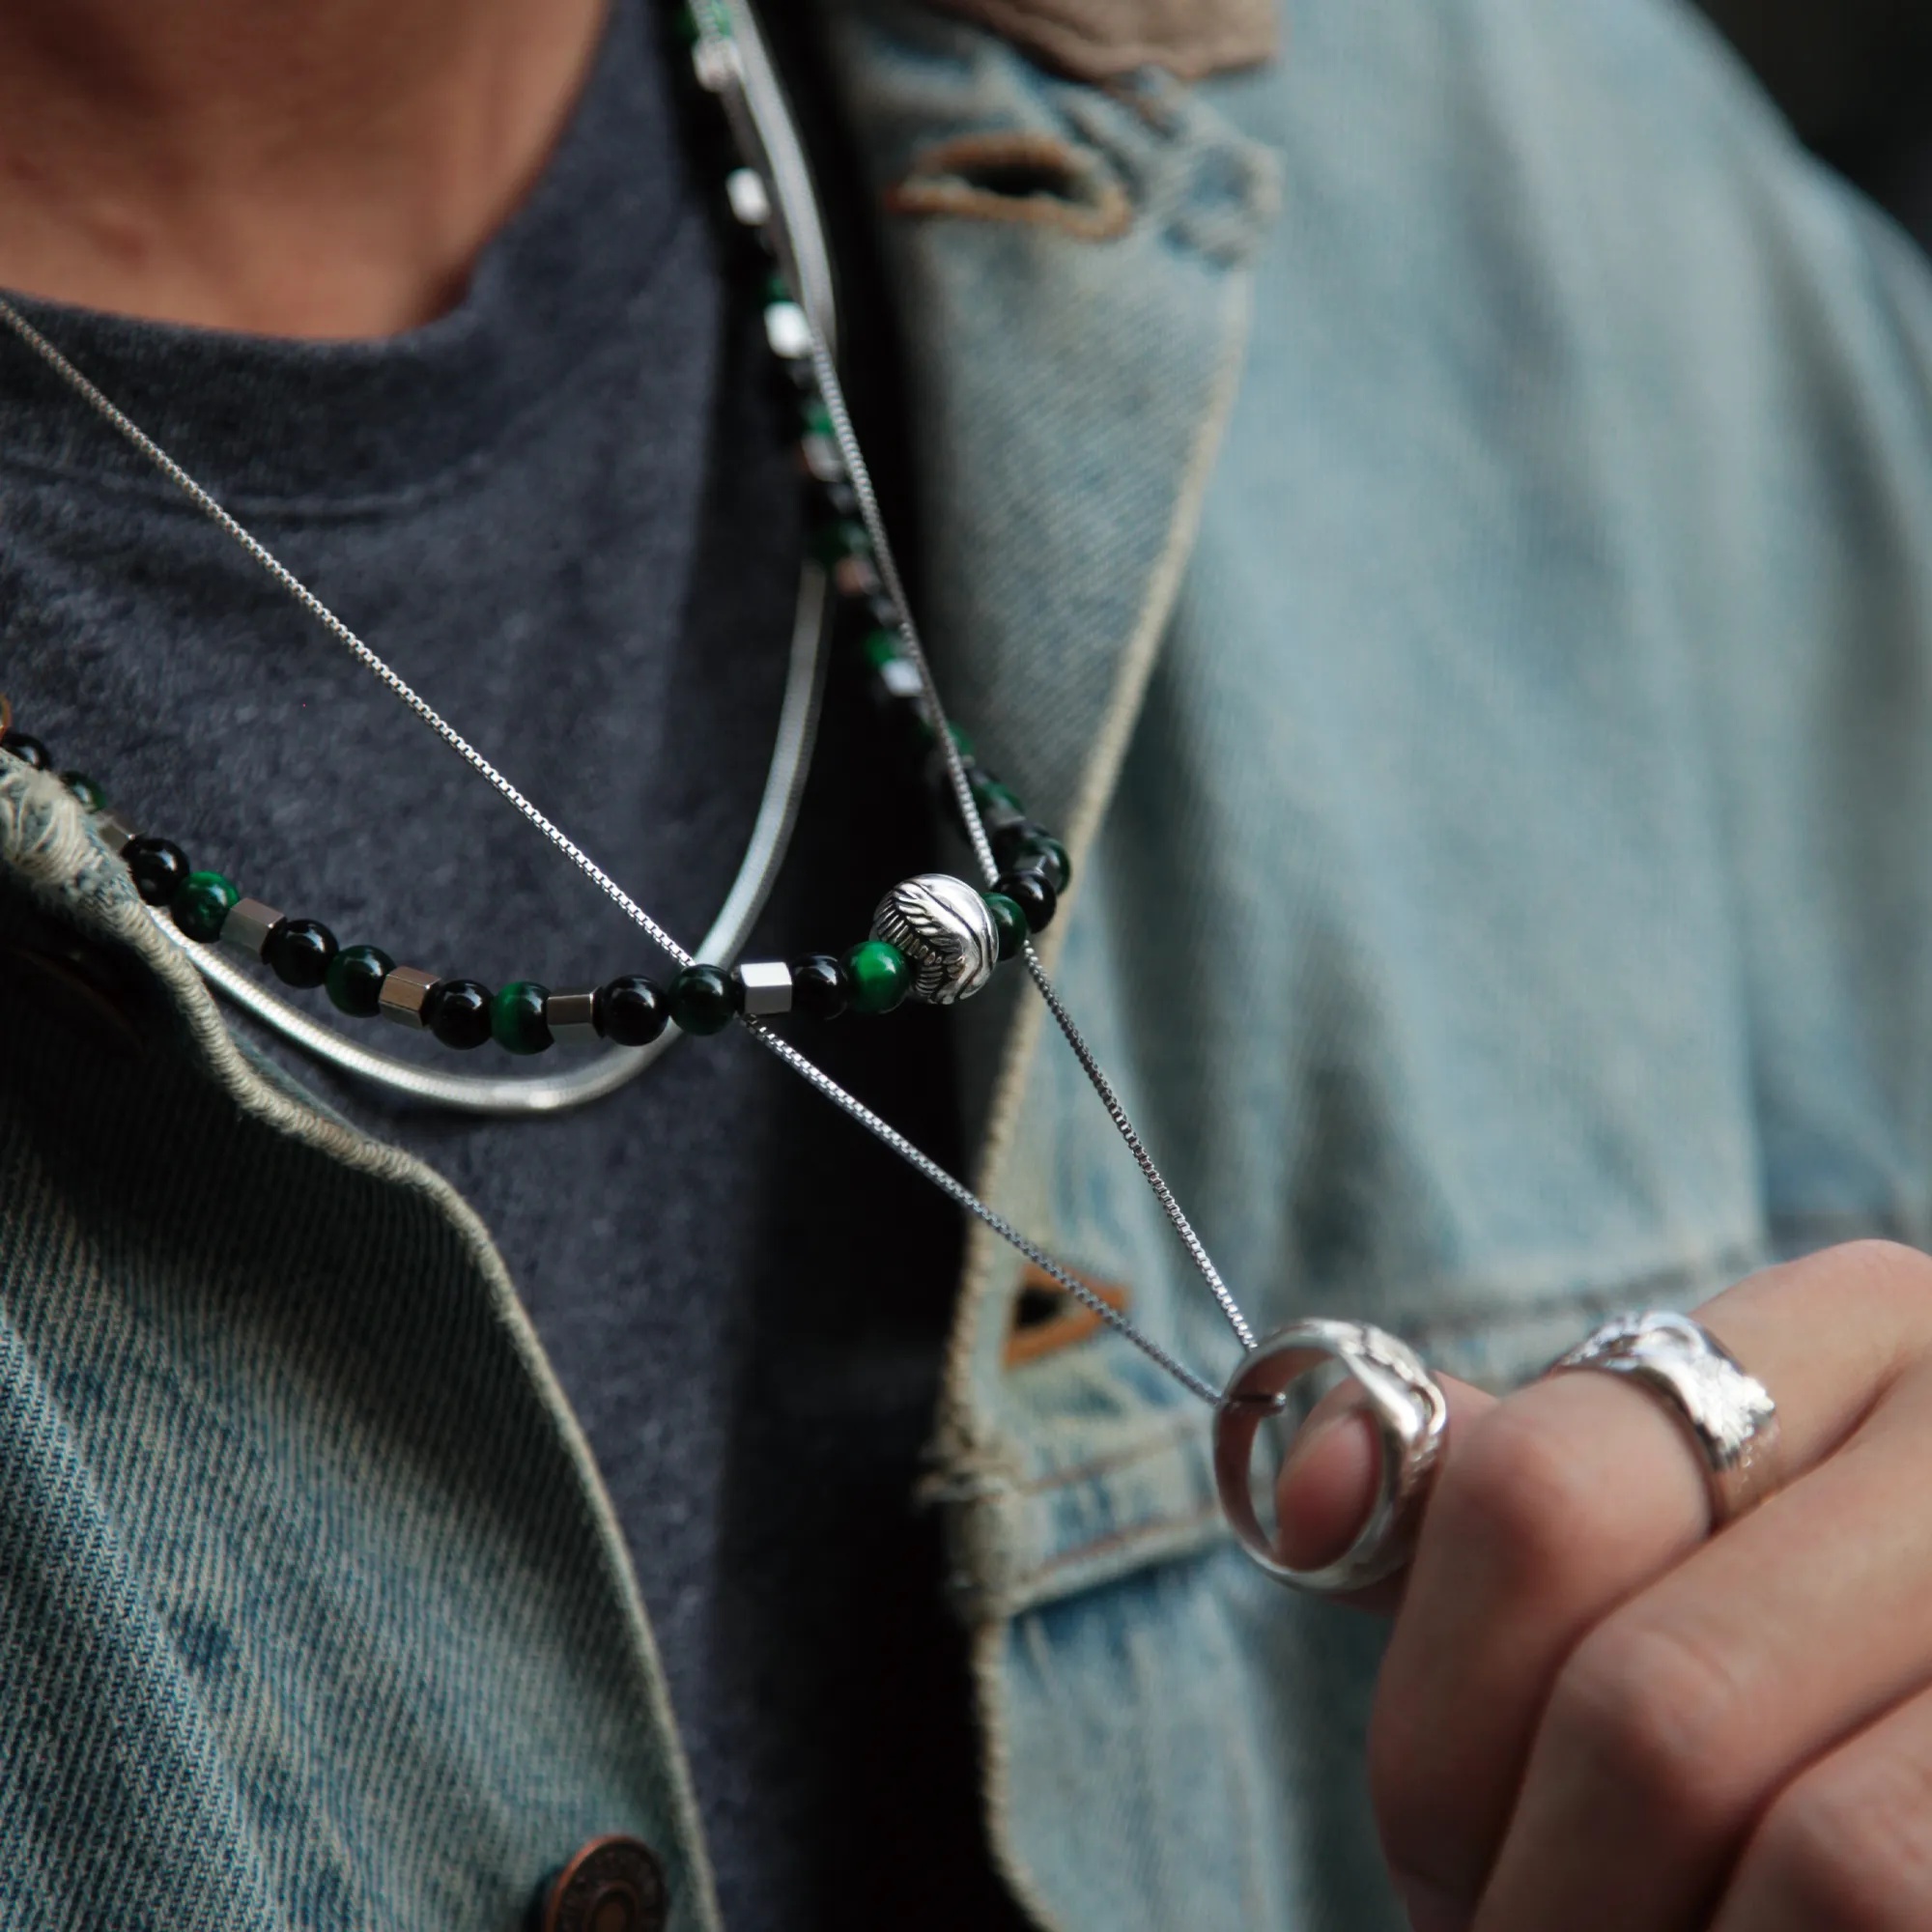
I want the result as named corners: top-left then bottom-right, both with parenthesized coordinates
top-left (0, 761), bottom-right (727, 1932)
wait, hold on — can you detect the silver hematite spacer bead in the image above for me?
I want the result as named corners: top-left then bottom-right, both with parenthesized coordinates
top-left (378, 964), bottom-right (439, 1029)
top-left (545, 990), bottom-right (600, 1047)
top-left (220, 897), bottom-right (284, 961)
top-left (91, 809), bottom-right (137, 857)
top-left (870, 874), bottom-right (1000, 1006)
top-left (725, 167), bottom-right (770, 228)
top-left (736, 961), bottom-right (794, 1016)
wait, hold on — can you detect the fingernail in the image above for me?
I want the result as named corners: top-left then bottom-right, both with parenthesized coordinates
top-left (1396, 1877), bottom-right (1471, 1932)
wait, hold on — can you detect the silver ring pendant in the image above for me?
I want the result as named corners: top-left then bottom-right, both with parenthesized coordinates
top-left (157, 561), bottom-right (831, 1115)
top-left (1213, 1319), bottom-right (1450, 1595)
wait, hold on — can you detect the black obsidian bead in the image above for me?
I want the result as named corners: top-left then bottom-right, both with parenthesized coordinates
top-left (125, 836), bottom-right (191, 906)
top-left (326, 944), bottom-right (394, 1018)
top-left (790, 952), bottom-right (849, 1020)
top-left (61, 772), bottom-right (106, 811)
top-left (991, 818), bottom-right (1037, 865)
top-left (265, 918), bottom-right (337, 990)
top-left (669, 962), bottom-right (739, 1037)
top-left (1, 732), bottom-right (49, 771)
top-left (426, 979), bottom-right (493, 1050)
top-left (996, 868), bottom-right (1057, 933)
top-left (993, 817), bottom-right (1069, 872)
top-left (598, 975), bottom-right (669, 1047)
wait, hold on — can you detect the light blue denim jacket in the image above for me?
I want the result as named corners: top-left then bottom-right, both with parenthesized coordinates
top-left (9, 0), bottom-right (1932, 1924)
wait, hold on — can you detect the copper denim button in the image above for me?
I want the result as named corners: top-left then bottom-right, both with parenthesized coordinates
top-left (539, 1836), bottom-right (667, 1932)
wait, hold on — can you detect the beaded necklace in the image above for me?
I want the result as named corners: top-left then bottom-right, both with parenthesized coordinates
top-left (0, 0), bottom-right (1452, 1593)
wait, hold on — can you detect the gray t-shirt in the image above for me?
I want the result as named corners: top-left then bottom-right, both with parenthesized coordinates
top-left (0, 7), bottom-right (1021, 1924)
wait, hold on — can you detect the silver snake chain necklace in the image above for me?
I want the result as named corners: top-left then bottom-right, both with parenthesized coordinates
top-left (0, 0), bottom-right (1454, 1592)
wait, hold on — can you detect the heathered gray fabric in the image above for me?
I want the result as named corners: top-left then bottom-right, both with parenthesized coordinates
top-left (0, 7), bottom-right (1019, 1924)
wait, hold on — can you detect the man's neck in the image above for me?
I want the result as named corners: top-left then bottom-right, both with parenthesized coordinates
top-left (0, 0), bottom-right (610, 339)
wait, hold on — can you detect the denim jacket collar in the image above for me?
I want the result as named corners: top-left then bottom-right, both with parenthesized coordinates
top-left (929, 0), bottom-right (1279, 81)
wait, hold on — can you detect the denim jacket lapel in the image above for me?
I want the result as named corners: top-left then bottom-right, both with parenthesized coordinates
top-left (825, 14), bottom-right (1276, 1295)
top-left (828, 0), bottom-right (1279, 862)
top-left (824, 19), bottom-right (1279, 1918)
top-left (0, 759), bottom-right (726, 1930)
top-left (824, 0), bottom-right (1279, 1224)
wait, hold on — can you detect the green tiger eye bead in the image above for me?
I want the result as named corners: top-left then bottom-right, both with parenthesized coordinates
top-left (491, 980), bottom-right (554, 1056)
top-left (170, 869), bottom-right (239, 944)
top-left (1016, 834), bottom-right (1072, 895)
top-left (971, 774), bottom-right (1023, 817)
top-left (327, 944), bottom-right (395, 1018)
top-left (61, 772), bottom-right (106, 811)
top-left (810, 519), bottom-right (869, 565)
top-left (669, 963), bottom-right (739, 1036)
top-left (841, 939), bottom-right (911, 1015)
top-left (983, 893), bottom-right (1028, 962)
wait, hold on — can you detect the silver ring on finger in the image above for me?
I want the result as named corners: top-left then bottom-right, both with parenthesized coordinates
top-left (1546, 1309), bottom-right (1780, 1528)
top-left (1213, 1319), bottom-right (1450, 1595)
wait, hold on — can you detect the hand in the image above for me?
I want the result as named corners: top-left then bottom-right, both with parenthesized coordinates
top-left (1274, 1240), bottom-right (1932, 1931)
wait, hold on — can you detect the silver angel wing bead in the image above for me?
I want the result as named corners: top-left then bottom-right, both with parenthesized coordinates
top-left (870, 873), bottom-right (1000, 1005)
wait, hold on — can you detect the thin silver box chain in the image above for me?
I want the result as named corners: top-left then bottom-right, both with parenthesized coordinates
top-left (0, 0), bottom-right (1258, 1405)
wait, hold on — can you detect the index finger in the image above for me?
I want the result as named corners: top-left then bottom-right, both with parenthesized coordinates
top-left (1343, 1241), bottom-right (1932, 1918)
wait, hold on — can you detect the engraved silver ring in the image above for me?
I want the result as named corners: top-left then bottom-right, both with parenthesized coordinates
top-left (1547, 1310), bottom-right (1781, 1527)
top-left (1213, 1319), bottom-right (1451, 1595)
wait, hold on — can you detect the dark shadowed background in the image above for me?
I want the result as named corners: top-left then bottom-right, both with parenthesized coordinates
top-left (1698, 0), bottom-right (1932, 247)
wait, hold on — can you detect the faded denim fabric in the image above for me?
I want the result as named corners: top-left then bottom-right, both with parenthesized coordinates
top-left (10, 0), bottom-right (1932, 1929)
top-left (0, 767), bottom-right (721, 1927)
top-left (831, 0), bottom-right (1932, 1926)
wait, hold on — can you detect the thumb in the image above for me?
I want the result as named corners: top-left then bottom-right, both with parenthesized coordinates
top-left (1272, 1370), bottom-right (1496, 1611)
